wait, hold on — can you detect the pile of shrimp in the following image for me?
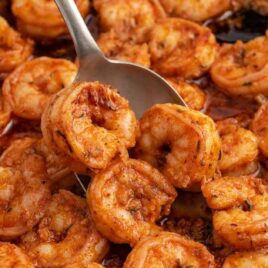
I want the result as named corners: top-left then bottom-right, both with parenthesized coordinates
top-left (0, 0), bottom-right (268, 267)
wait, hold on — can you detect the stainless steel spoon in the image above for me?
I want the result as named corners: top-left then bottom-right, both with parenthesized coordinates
top-left (54, 0), bottom-right (187, 191)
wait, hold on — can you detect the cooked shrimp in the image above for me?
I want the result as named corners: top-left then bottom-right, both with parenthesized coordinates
top-left (0, 16), bottom-right (33, 77)
top-left (202, 176), bottom-right (268, 249)
top-left (167, 78), bottom-right (207, 110)
top-left (251, 101), bottom-right (268, 157)
top-left (0, 137), bottom-right (51, 239)
top-left (20, 190), bottom-right (109, 267)
top-left (159, 0), bottom-right (231, 22)
top-left (148, 18), bottom-right (217, 79)
top-left (2, 57), bottom-right (77, 120)
top-left (93, 0), bottom-right (166, 39)
top-left (123, 232), bottom-right (215, 268)
top-left (11, 0), bottom-right (89, 39)
top-left (98, 29), bottom-right (151, 68)
top-left (135, 104), bottom-right (221, 191)
top-left (41, 81), bottom-right (139, 171)
top-left (223, 250), bottom-right (268, 268)
top-left (87, 159), bottom-right (176, 246)
top-left (210, 33), bottom-right (268, 97)
top-left (216, 118), bottom-right (259, 176)
top-left (0, 242), bottom-right (34, 268)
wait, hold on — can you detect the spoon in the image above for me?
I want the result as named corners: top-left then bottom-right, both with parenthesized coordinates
top-left (54, 0), bottom-right (187, 191)
top-left (54, 0), bottom-right (186, 118)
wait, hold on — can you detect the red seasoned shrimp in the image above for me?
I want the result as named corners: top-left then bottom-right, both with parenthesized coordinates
top-left (167, 78), bottom-right (207, 110)
top-left (41, 82), bottom-right (139, 171)
top-left (210, 33), bottom-right (268, 97)
top-left (123, 232), bottom-right (215, 268)
top-left (98, 29), bottom-right (151, 68)
top-left (0, 137), bottom-right (51, 240)
top-left (0, 242), bottom-right (34, 267)
top-left (11, 0), bottom-right (89, 39)
top-left (217, 118), bottom-right (259, 176)
top-left (2, 57), bottom-right (77, 120)
top-left (251, 101), bottom-right (268, 157)
top-left (20, 190), bottom-right (109, 268)
top-left (0, 16), bottom-right (33, 77)
top-left (148, 18), bottom-right (217, 79)
top-left (135, 104), bottom-right (221, 191)
top-left (87, 159), bottom-right (176, 246)
top-left (202, 176), bottom-right (268, 250)
top-left (223, 250), bottom-right (268, 268)
top-left (159, 0), bottom-right (231, 22)
top-left (93, 0), bottom-right (166, 39)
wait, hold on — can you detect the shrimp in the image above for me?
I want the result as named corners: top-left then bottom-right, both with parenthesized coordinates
top-left (41, 81), bottom-right (139, 171)
top-left (0, 16), bottom-right (33, 77)
top-left (135, 104), bottom-right (221, 191)
top-left (166, 78), bottom-right (207, 110)
top-left (87, 159), bottom-right (176, 246)
top-left (20, 190), bottom-right (109, 267)
top-left (123, 232), bottom-right (215, 268)
top-left (2, 57), bottom-right (77, 120)
top-left (0, 242), bottom-right (34, 268)
top-left (223, 250), bottom-right (268, 268)
top-left (251, 101), bottom-right (268, 157)
top-left (159, 0), bottom-right (231, 22)
top-left (93, 0), bottom-right (166, 39)
top-left (0, 137), bottom-right (51, 239)
top-left (148, 18), bottom-right (217, 79)
top-left (97, 29), bottom-right (151, 68)
top-left (11, 0), bottom-right (89, 39)
top-left (216, 118), bottom-right (259, 176)
top-left (210, 33), bottom-right (268, 97)
top-left (202, 176), bottom-right (268, 249)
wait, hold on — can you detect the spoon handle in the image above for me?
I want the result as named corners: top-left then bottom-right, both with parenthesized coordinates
top-left (54, 0), bottom-right (105, 63)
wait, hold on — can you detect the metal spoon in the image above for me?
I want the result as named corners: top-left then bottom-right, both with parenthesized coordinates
top-left (54, 0), bottom-right (187, 191)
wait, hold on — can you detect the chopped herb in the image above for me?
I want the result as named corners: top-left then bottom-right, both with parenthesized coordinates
top-left (244, 199), bottom-right (252, 211)
top-left (128, 207), bottom-right (139, 213)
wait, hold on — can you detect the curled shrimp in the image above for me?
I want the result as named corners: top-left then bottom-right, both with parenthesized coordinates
top-left (11, 0), bottom-right (89, 39)
top-left (148, 18), bottom-right (217, 79)
top-left (123, 232), bottom-right (215, 268)
top-left (223, 250), bottom-right (268, 268)
top-left (93, 0), bottom-right (166, 39)
top-left (0, 137), bottom-right (51, 240)
top-left (87, 159), bottom-right (176, 246)
top-left (0, 242), bottom-right (34, 267)
top-left (135, 104), bottom-right (221, 191)
top-left (98, 29), bottom-right (151, 68)
top-left (159, 0), bottom-right (231, 22)
top-left (202, 176), bottom-right (268, 250)
top-left (210, 33), bottom-right (268, 97)
top-left (41, 81), bottom-right (139, 171)
top-left (2, 57), bottom-right (77, 120)
top-left (20, 190), bottom-right (109, 267)
top-left (166, 78), bottom-right (207, 110)
top-left (0, 16), bottom-right (33, 77)
top-left (217, 118), bottom-right (259, 176)
top-left (251, 101), bottom-right (268, 157)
